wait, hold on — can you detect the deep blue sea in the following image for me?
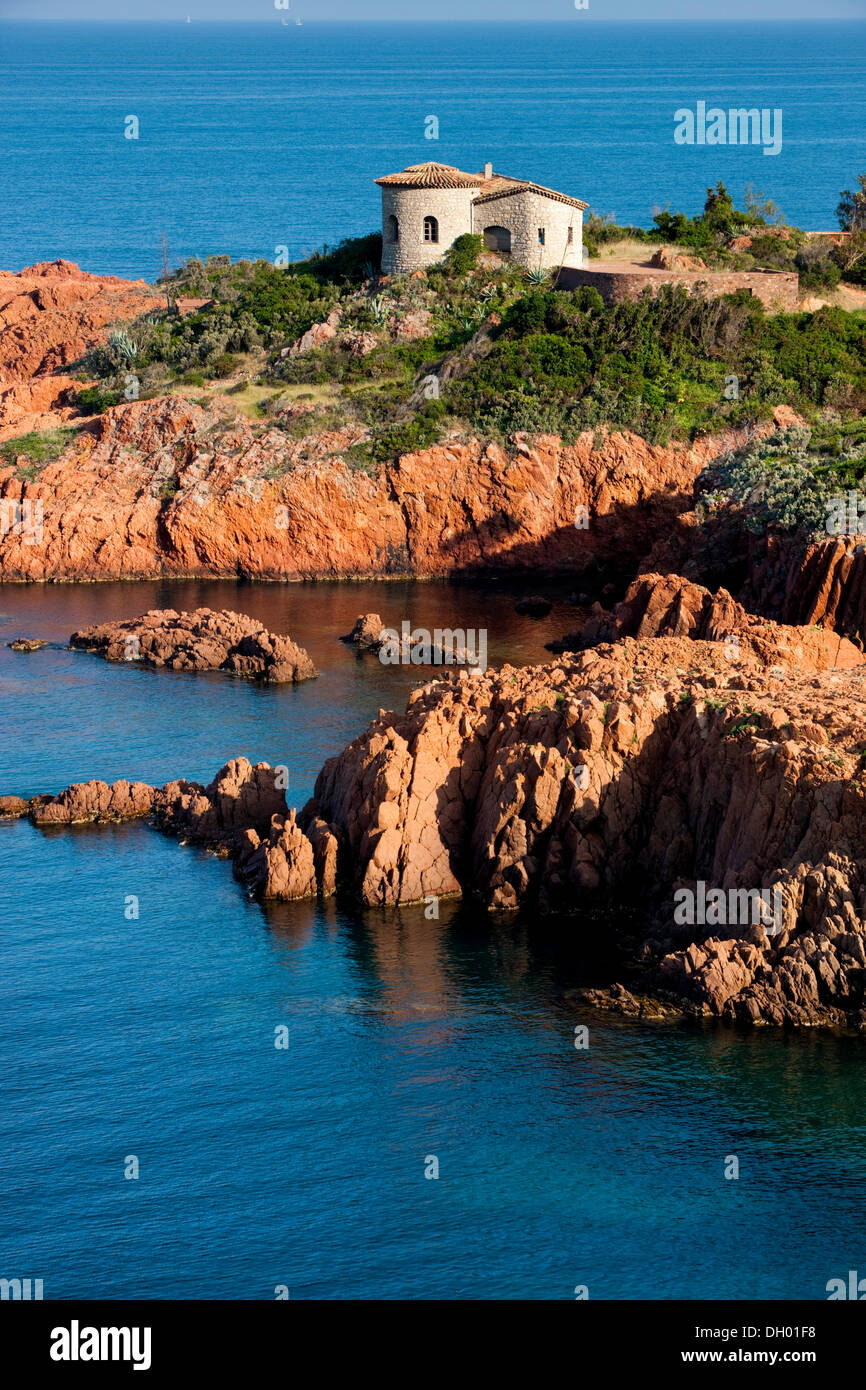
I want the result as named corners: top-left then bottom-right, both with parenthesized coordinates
top-left (1, 20), bottom-right (865, 278)
top-left (2, 21), bottom-right (866, 1300)
top-left (2, 579), bottom-right (866, 1300)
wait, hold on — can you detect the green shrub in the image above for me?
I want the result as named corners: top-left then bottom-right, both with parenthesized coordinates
top-left (701, 426), bottom-right (866, 536)
top-left (445, 233), bottom-right (484, 276)
top-left (75, 385), bottom-right (120, 415)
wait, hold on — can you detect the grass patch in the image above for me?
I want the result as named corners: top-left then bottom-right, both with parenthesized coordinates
top-left (0, 427), bottom-right (78, 474)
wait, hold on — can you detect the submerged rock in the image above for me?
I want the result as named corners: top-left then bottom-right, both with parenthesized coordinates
top-left (515, 595), bottom-right (552, 617)
top-left (7, 637), bottom-right (46, 651)
top-left (70, 607), bottom-right (318, 684)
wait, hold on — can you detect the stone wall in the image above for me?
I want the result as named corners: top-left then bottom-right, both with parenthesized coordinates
top-left (473, 191), bottom-right (583, 271)
top-left (560, 263), bottom-right (798, 311)
top-left (380, 185), bottom-right (480, 273)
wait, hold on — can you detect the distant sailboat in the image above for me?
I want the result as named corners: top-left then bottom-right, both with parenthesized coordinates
top-left (296, 17), bottom-right (302, 24)
top-left (186, 14), bottom-right (191, 21)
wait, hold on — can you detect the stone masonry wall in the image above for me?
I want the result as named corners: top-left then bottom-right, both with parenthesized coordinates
top-left (380, 185), bottom-right (480, 273)
top-left (560, 264), bottom-right (799, 311)
top-left (473, 191), bottom-right (583, 271)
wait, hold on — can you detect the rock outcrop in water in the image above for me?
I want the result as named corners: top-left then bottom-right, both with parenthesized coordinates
top-left (305, 633), bottom-right (866, 1027)
top-left (32, 779), bottom-right (155, 826)
top-left (10, 619), bottom-right (866, 1024)
top-left (70, 607), bottom-right (318, 683)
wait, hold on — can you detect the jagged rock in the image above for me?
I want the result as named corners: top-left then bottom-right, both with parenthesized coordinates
top-left (0, 393), bottom-right (785, 582)
top-left (154, 757), bottom-right (288, 847)
top-left (241, 811), bottom-right (319, 900)
top-left (30, 779), bottom-right (155, 825)
top-left (289, 308), bottom-right (342, 356)
top-left (562, 573), bottom-right (864, 672)
top-left (70, 608), bottom-right (317, 684)
top-left (15, 620), bottom-right (866, 1025)
top-left (299, 633), bottom-right (866, 1025)
top-left (7, 637), bottom-right (46, 651)
top-left (0, 259), bottom-right (162, 440)
top-left (0, 795), bottom-right (29, 817)
top-left (341, 613), bottom-right (385, 651)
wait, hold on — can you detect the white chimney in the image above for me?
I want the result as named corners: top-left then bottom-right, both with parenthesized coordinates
top-left (484, 162), bottom-right (493, 180)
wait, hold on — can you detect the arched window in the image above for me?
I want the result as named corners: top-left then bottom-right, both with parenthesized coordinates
top-left (386, 215), bottom-right (399, 244)
top-left (423, 215), bottom-right (439, 244)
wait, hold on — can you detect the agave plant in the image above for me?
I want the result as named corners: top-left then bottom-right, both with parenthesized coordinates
top-left (368, 294), bottom-right (387, 324)
top-left (108, 328), bottom-right (138, 361)
top-left (524, 266), bottom-right (549, 285)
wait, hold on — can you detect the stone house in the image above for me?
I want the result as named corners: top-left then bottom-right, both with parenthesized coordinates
top-left (375, 161), bottom-right (588, 275)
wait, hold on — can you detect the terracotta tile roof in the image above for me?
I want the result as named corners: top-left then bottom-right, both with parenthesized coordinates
top-left (375, 162), bottom-right (588, 210)
top-left (474, 179), bottom-right (589, 211)
top-left (375, 162), bottom-right (483, 189)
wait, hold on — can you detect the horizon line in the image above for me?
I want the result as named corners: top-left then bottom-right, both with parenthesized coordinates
top-left (3, 14), bottom-right (865, 23)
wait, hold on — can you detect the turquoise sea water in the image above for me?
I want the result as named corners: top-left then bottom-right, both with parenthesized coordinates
top-left (1, 578), bottom-right (866, 1300)
top-left (1, 20), bottom-right (865, 278)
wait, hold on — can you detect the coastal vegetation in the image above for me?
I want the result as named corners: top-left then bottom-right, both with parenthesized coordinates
top-left (50, 177), bottom-right (865, 526)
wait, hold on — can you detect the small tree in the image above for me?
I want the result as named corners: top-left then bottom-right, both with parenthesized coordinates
top-left (836, 174), bottom-right (866, 278)
top-left (702, 181), bottom-right (736, 232)
top-left (837, 173), bottom-right (866, 232)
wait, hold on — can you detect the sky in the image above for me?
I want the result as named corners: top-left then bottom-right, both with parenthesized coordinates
top-left (2, 0), bottom-right (865, 20)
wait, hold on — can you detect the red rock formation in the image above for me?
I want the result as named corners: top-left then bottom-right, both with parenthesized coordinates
top-left (575, 573), bottom-right (864, 671)
top-left (30, 779), bottom-right (155, 826)
top-left (11, 630), bottom-right (866, 1024)
top-left (70, 607), bottom-right (317, 683)
top-left (759, 537), bottom-right (866, 649)
top-left (0, 260), bottom-right (162, 440)
top-left (155, 758), bottom-right (289, 847)
top-left (341, 613), bottom-right (386, 651)
top-left (295, 633), bottom-right (866, 1026)
top-left (0, 392), bottom-right (777, 582)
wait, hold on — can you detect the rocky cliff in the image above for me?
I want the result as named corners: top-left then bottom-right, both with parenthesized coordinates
top-left (0, 260), bottom-right (162, 441)
top-left (0, 389), bottom-right (787, 583)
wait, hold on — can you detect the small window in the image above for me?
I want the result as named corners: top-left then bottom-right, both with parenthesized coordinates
top-left (567, 227), bottom-right (574, 245)
top-left (538, 227), bottom-right (546, 246)
top-left (423, 215), bottom-right (439, 244)
top-left (386, 215), bottom-right (399, 244)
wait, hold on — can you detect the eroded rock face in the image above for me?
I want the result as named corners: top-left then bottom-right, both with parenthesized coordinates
top-left (298, 634), bottom-right (866, 1026)
top-left (70, 607), bottom-right (317, 683)
top-left (0, 260), bottom-right (162, 439)
top-left (9, 757), bottom-right (339, 904)
top-left (0, 393), bottom-right (770, 582)
top-left (155, 757), bottom-right (288, 848)
top-left (574, 573), bottom-right (864, 672)
top-left (30, 779), bottom-right (155, 826)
